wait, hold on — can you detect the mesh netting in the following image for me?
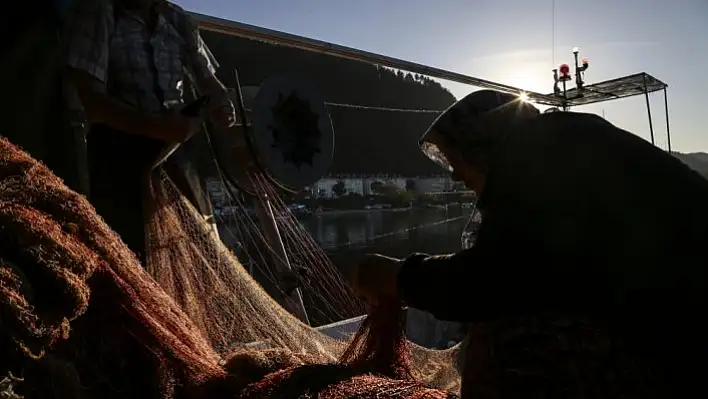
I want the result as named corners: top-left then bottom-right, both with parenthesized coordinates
top-left (0, 137), bottom-right (223, 399)
top-left (144, 164), bottom-right (462, 394)
top-left (0, 136), bottom-right (460, 398)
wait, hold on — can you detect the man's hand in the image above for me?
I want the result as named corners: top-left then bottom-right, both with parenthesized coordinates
top-left (208, 90), bottom-right (237, 129)
top-left (352, 253), bottom-right (402, 306)
top-left (149, 111), bottom-right (203, 143)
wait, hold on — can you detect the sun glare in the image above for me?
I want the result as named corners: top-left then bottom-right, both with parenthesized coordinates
top-left (519, 92), bottom-right (530, 102)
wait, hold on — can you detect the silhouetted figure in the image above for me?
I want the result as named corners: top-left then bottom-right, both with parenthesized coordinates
top-left (355, 90), bottom-right (708, 398)
top-left (64, 0), bottom-right (235, 263)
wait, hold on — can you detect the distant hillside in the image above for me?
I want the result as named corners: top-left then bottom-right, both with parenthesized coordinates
top-left (675, 153), bottom-right (708, 179)
top-left (198, 30), bottom-right (457, 177)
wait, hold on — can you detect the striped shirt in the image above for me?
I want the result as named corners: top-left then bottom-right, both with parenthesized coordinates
top-left (64, 0), bottom-right (218, 114)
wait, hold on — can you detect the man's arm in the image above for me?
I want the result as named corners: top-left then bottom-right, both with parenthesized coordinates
top-left (64, 0), bottom-right (157, 137)
top-left (396, 205), bottom-right (571, 322)
top-left (184, 33), bottom-right (226, 99)
top-left (174, 8), bottom-right (227, 96)
top-left (395, 128), bottom-right (596, 323)
top-left (170, 7), bottom-right (235, 127)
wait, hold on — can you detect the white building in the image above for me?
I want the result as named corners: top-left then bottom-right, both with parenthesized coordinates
top-left (206, 175), bottom-right (456, 202)
top-left (309, 175), bottom-right (454, 198)
top-left (310, 176), bottom-right (367, 198)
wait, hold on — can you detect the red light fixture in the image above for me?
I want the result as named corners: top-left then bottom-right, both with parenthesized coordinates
top-left (559, 63), bottom-right (571, 80)
top-left (551, 46), bottom-right (592, 110)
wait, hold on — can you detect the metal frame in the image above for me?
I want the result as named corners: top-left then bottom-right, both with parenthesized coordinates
top-left (189, 12), bottom-right (556, 102)
top-left (536, 72), bottom-right (671, 151)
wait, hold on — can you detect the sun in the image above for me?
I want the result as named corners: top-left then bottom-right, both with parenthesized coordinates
top-left (518, 92), bottom-right (530, 102)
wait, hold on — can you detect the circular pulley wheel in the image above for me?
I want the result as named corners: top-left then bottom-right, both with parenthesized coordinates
top-left (249, 76), bottom-right (335, 193)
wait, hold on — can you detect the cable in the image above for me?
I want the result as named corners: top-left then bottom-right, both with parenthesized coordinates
top-left (551, 0), bottom-right (556, 69)
top-left (242, 103), bottom-right (444, 114)
top-left (324, 102), bottom-right (443, 114)
top-left (194, 12), bottom-right (534, 98)
top-left (332, 215), bottom-right (466, 249)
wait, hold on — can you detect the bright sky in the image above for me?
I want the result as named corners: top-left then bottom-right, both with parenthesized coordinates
top-left (175, 0), bottom-right (707, 152)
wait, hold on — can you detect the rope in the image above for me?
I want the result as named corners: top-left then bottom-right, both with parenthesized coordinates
top-left (332, 215), bottom-right (466, 249)
top-left (324, 102), bottom-right (443, 114)
top-left (241, 103), bottom-right (444, 114)
top-left (551, 0), bottom-right (556, 69)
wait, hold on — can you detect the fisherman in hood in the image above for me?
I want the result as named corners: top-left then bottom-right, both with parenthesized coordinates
top-left (353, 90), bottom-right (708, 398)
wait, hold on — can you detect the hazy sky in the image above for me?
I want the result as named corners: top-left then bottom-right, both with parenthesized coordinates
top-left (175, 0), bottom-right (707, 152)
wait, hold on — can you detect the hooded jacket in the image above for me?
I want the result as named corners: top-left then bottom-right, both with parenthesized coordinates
top-left (399, 111), bottom-right (708, 322)
top-left (399, 110), bottom-right (708, 397)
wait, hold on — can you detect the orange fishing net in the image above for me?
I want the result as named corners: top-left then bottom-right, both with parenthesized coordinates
top-left (267, 301), bottom-right (455, 399)
top-left (0, 136), bottom-right (460, 399)
top-left (143, 154), bottom-right (462, 395)
top-left (0, 137), bottom-right (223, 399)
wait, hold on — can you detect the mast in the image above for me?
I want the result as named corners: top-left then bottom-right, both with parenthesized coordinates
top-left (189, 12), bottom-right (557, 104)
top-left (230, 70), bottom-right (311, 325)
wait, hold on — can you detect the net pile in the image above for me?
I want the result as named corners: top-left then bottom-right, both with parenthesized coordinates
top-left (0, 136), bottom-right (460, 398)
top-left (0, 137), bottom-right (223, 399)
top-left (237, 302), bottom-right (454, 399)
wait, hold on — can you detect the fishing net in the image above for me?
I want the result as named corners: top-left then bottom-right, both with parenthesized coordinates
top-left (1, 133), bottom-right (683, 399)
top-left (0, 135), bottom-right (460, 399)
top-left (144, 162), bottom-right (463, 393)
top-left (0, 137), bottom-right (224, 399)
top-left (236, 305), bottom-right (455, 398)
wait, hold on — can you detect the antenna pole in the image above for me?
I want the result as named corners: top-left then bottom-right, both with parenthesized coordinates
top-left (663, 88), bottom-right (672, 153)
top-left (254, 195), bottom-right (311, 325)
top-left (642, 73), bottom-right (655, 146)
top-left (231, 68), bottom-right (310, 325)
top-left (551, 0), bottom-right (555, 68)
